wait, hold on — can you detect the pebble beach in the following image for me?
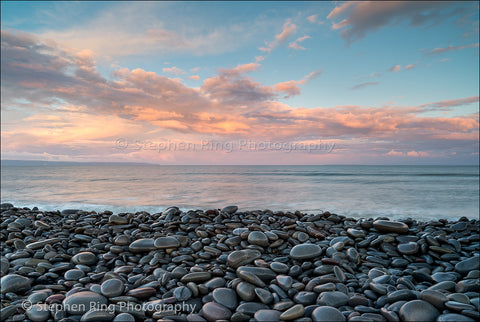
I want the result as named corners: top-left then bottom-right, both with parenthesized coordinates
top-left (1, 203), bottom-right (479, 322)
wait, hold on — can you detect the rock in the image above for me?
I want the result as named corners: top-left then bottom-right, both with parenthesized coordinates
top-left (222, 206), bottom-right (238, 214)
top-left (128, 239), bottom-right (156, 253)
top-left (81, 309), bottom-right (115, 321)
top-left (109, 214), bottom-right (128, 225)
top-left (399, 300), bottom-right (440, 322)
top-left (317, 292), bottom-right (349, 307)
top-left (26, 238), bottom-right (62, 250)
top-left (436, 313), bottom-right (476, 322)
top-left (280, 304), bottom-right (305, 320)
top-left (248, 231), bottom-right (269, 247)
top-left (254, 309), bottom-right (282, 321)
top-left (101, 278), bottom-right (124, 297)
top-left (227, 250), bottom-right (262, 268)
top-left (61, 209), bottom-right (80, 215)
top-left (212, 288), bottom-right (238, 311)
top-left (237, 267), bottom-right (276, 281)
top-left (154, 236), bottom-right (180, 249)
top-left (236, 282), bottom-right (256, 301)
top-left (455, 257), bottom-right (480, 275)
top-left (113, 313), bottom-right (136, 322)
top-left (419, 290), bottom-right (448, 310)
top-left (26, 304), bottom-right (50, 321)
top-left (201, 302), bottom-right (232, 321)
top-left (64, 269), bottom-right (85, 280)
top-left (63, 291), bottom-right (108, 315)
top-left (174, 286), bottom-right (192, 301)
top-left (397, 242), bottom-right (419, 255)
top-left (72, 252), bottom-right (98, 265)
top-left (311, 306), bottom-right (346, 322)
top-left (373, 220), bottom-right (409, 233)
top-left (236, 302), bottom-right (269, 315)
top-left (290, 244), bottom-right (322, 260)
top-left (0, 274), bottom-right (31, 293)
top-left (181, 272), bottom-right (212, 283)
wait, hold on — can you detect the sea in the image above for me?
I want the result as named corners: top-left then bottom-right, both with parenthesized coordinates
top-left (1, 164), bottom-right (479, 220)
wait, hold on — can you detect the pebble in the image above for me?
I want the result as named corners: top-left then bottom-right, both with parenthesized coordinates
top-left (399, 300), bottom-right (440, 322)
top-left (72, 252), bottom-right (98, 265)
top-left (201, 302), bottom-right (232, 321)
top-left (372, 220), bottom-right (409, 233)
top-left (128, 238), bottom-right (156, 253)
top-left (1, 204), bottom-right (478, 322)
top-left (63, 291), bottom-right (108, 314)
top-left (311, 306), bottom-right (346, 322)
top-left (248, 231), bottom-right (269, 247)
top-left (254, 309), bottom-right (282, 321)
top-left (227, 249), bottom-right (262, 268)
top-left (0, 274), bottom-right (31, 293)
top-left (290, 244), bottom-right (322, 260)
top-left (280, 304), bottom-right (305, 320)
top-left (154, 236), bottom-right (180, 249)
top-left (25, 304), bottom-right (50, 321)
top-left (212, 288), bottom-right (238, 310)
top-left (101, 278), bottom-right (124, 297)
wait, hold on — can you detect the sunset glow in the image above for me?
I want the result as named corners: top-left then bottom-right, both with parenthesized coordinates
top-left (1, 1), bottom-right (478, 164)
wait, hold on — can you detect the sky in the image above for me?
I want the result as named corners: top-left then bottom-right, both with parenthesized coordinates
top-left (1, 1), bottom-right (479, 165)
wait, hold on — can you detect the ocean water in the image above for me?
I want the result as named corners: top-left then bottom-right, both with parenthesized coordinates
top-left (1, 165), bottom-right (478, 220)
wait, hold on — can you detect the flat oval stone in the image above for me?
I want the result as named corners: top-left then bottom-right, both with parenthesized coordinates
top-left (173, 286), bottom-right (192, 301)
top-left (113, 313), bottom-right (136, 322)
top-left (317, 291), bottom-right (349, 307)
top-left (236, 282), bottom-right (256, 301)
top-left (64, 269), bottom-right (85, 280)
top-left (154, 237), bottom-right (180, 249)
top-left (455, 257), bottom-right (480, 275)
top-left (0, 274), bottom-right (31, 294)
top-left (270, 262), bottom-right (289, 274)
top-left (222, 206), bottom-right (238, 214)
top-left (26, 304), bottom-right (50, 322)
top-left (419, 290), bottom-right (448, 310)
top-left (126, 287), bottom-right (156, 299)
top-left (63, 291), bottom-right (108, 315)
top-left (237, 267), bottom-right (276, 281)
top-left (202, 302), bottom-right (232, 321)
top-left (181, 272), bottom-right (212, 283)
top-left (280, 304), bottom-right (305, 320)
top-left (437, 313), bottom-right (476, 322)
top-left (397, 242), bottom-right (419, 255)
top-left (26, 238), bottom-right (62, 250)
top-left (294, 291), bottom-right (317, 306)
top-left (227, 250), bottom-right (262, 268)
top-left (311, 306), bottom-right (346, 322)
top-left (290, 244), bottom-right (322, 260)
top-left (399, 300), bottom-right (440, 322)
top-left (248, 231), bottom-right (269, 247)
top-left (72, 252), bottom-right (98, 265)
top-left (236, 302), bottom-right (269, 315)
top-left (81, 309), bottom-right (115, 322)
top-left (212, 288), bottom-right (238, 311)
top-left (254, 309), bottom-right (281, 322)
top-left (373, 220), bottom-right (409, 233)
top-left (129, 239), bottom-right (156, 253)
top-left (432, 272), bottom-right (458, 283)
top-left (237, 270), bottom-right (265, 287)
top-left (101, 278), bottom-right (124, 298)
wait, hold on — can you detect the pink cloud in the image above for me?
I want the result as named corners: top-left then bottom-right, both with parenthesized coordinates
top-left (307, 14), bottom-right (319, 24)
top-left (288, 35), bottom-right (311, 50)
top-left (187, 75), bottom-right (200, 80)
top-left (260, 19), bottom-right (297, 53)
top-left (405, 64), bottom-right (416, 70)
top-left (327, 1), bottom-right (459, 43)
top-left (427, 42), bottom-right (479, 55)
top-left (163, 66), bottom-right (186, 76)
top-left (1, 30), bottom-right (478, 164)
top-left (390, 65), bottom-right (401, 72)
